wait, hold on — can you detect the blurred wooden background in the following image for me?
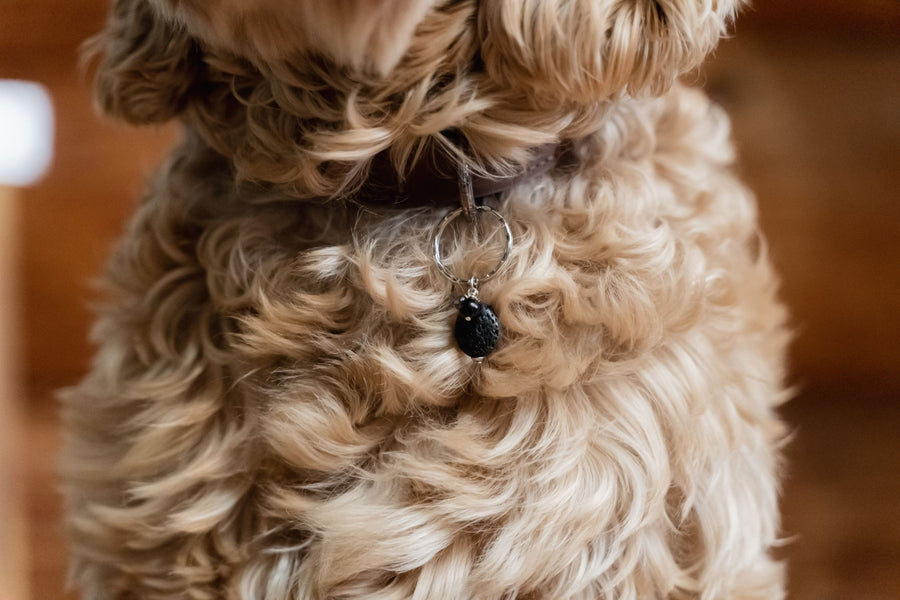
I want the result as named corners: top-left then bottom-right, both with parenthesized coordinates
top-left (1, 1), bottom-right (898, 598)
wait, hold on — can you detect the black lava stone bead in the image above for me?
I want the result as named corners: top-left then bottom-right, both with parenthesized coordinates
top-left (454, 297), bottom-right (500, 358)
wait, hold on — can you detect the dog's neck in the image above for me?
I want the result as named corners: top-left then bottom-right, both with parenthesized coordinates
top-left (356, 141), bottom-right (568, 209)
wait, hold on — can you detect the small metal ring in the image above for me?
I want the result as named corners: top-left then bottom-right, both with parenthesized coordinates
top-left (433, 205), bottom-right (513, 286)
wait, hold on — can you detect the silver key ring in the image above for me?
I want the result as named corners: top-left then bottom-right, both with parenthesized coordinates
top-left (432, 205), bottom-right (513, 286)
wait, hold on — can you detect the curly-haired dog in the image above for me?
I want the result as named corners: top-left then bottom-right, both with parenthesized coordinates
top-left (63, 1), bottom-right (790, 598)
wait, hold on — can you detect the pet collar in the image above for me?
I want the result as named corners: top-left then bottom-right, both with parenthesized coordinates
top-left (358, 141), bottom-right (564, 209)
top-left (361, 141), bottom-right (568, 360)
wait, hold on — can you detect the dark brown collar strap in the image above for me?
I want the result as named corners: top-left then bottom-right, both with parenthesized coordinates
top-left (355, 141), bottom-right (566, 208)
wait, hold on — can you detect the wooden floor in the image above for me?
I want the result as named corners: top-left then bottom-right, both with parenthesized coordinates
top-left (3, 2), bottom-right (899, 599)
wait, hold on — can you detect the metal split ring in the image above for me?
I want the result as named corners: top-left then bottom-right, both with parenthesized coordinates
top-left (432, 205), bottom-right (513, 286)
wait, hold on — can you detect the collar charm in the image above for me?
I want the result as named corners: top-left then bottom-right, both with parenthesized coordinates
top-left (454, 279), bottom-right (500, 359)
top-left (432, 165), bottom-right (513, 360)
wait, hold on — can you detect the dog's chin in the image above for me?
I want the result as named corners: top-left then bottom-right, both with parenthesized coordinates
top-left (149, 0), bottom-right (439, 75)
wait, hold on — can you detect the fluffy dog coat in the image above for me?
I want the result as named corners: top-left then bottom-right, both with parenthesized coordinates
top-left (63, 1), bottom-right (790, 598)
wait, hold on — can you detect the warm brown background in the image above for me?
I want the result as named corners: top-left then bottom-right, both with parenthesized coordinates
top-left (2, 1), bottom-right (899, 598)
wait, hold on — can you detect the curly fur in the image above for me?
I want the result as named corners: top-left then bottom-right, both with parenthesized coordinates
top-left (64, 1), bottom-right (789, 599)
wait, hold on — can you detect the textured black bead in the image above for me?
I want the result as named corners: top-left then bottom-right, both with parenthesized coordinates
top-left (454, 297), bottom-right (500, 358)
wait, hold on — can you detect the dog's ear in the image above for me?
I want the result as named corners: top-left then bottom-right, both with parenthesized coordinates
top-left (86, 0), bottom-right (198, 124)
top-left (479, 0), bottom-right (743, 103)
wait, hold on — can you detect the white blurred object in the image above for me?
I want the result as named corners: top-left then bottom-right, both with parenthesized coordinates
top-left (0, 79), bottom-right (54, 187)
top-left (0, 78), bottom-right (49, 600)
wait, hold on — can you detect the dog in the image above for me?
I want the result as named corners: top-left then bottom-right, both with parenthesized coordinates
top-left (62, 1), bottom-right (790, 598)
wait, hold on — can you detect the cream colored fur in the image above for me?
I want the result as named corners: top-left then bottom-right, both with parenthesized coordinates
top-left (64, 1), bottom-right (790, 598)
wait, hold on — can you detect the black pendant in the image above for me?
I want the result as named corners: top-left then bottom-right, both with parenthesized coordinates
top-left (454, 296), bottom-right (500, 358)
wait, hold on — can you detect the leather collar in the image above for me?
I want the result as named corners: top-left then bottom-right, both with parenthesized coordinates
top-left (353, 141), bottom-right (569, 209)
